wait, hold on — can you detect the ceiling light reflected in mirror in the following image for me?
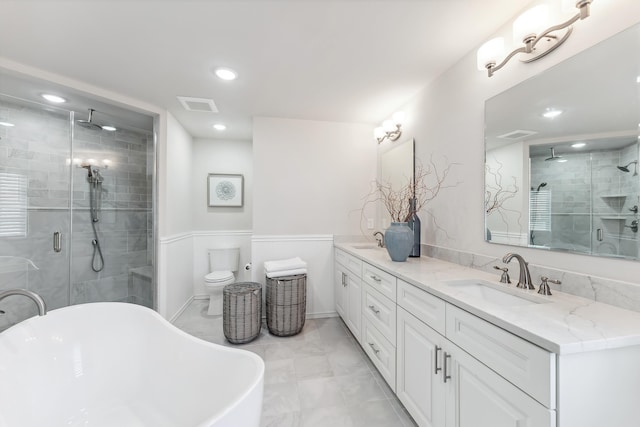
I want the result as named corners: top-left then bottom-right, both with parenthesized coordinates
top-left (41, 94), bottom-right (66, 103)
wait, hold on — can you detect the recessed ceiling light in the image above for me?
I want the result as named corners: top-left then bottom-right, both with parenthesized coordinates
top-left (571, 142), bottom-right (586, 148)
top-left (101, 125), bottom-right (117, 132)
top-left (0, 121), bottom-right (15, 127)
top-left (543, 109), bottom-right (563, 119)
top-left (213, 124), bottom-right (226, 131)
top-left (214, 68), bottom-right (237, 81)
top-left (41, 94), bottom-right (66, 103)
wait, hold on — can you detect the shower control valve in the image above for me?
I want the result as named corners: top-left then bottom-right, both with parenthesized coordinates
top-left (625, 219), bottom-right (639, 233)
top-left (629, 205), bottom-right (638, 214)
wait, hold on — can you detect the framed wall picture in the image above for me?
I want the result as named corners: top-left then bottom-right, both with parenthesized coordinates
top-left (207, 174), bottom-right (244, 207)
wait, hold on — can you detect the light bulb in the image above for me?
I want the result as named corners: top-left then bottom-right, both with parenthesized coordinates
top-left (373, 127), bottom-right (385, 139)
top-left (513, 5), bottom-right (549, 44)
top-left (382, 120), bottom-right (396, 133)
top-left (392, 111), bottom-right (405, 126)
top-left (477, 38), bottom-right (505, 70)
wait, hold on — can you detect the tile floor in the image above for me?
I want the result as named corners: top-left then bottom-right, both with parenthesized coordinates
top-left (173, 299), bottom-right (418, 427)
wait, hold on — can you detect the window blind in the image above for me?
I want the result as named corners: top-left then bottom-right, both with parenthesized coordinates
top-left (0, 173), bottom-right (28, 237)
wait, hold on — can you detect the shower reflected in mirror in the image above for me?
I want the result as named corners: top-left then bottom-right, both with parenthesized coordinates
top-left (617, 160), bottom-right (638, 176)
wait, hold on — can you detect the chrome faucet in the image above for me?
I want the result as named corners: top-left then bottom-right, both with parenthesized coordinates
top-left (0, 289), bottom-right (47, 316)
top-left (373, 231), bottom-right (385, 248)
top-left (502, 253), bottom-right (534, 290)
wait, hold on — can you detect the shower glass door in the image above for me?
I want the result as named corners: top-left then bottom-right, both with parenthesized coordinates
top-left (0, 94), bottom-right (72, 329)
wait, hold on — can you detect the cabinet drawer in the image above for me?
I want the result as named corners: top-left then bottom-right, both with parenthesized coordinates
top-left (397, 279), bottom-right (446, 336)
top-left (446, 304), bottom-right (556, 408)
top-left (362, 319), bottom-right (396, 392)
top-left (335, 248), bottom-right (362, 277)
top-left (362, 262), bottom-right (396, 301)
top-left (362, 284), bottom-right (396, 343)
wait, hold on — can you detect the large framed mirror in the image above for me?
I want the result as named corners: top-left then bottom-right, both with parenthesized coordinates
top-left (379, 138), bottom-right (415, 228)
top-left (484, 23), bottom-right (640, 260)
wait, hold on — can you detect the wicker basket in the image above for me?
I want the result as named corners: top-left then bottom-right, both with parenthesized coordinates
top-left (265, 274), bottom-right (307, 337)
top-left (223, 282), bottom-right (262, 344)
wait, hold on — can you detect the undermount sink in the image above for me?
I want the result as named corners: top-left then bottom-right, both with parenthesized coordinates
top-left (351, 244), bottom-right (379, 250)
top-left (445, 280), bottom-right (549, 306)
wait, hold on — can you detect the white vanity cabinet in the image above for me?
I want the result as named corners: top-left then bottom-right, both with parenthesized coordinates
top-left (334, 249), bottom-right (363, 342)
top-left (334, 245), bottom-right (640, 427)
top-left (361, 261), bottom-right (398, 390)
top-left (396, 279), bottom-right (554, 427)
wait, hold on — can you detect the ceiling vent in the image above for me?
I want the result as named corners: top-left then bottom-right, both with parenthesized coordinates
top-left (497, 129), bottom-right (538, 140)
top-left (177, 96), bottom-right (218, 113)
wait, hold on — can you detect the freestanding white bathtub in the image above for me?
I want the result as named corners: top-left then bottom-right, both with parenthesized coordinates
top-left (0, 302), bottom-right (264, 427)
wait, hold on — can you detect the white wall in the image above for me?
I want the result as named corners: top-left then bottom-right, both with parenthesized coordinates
top-left (253, 117), bottom-right (376, 235)
top-left (252, 117), bottom-right (376, 317)
top-left (486, 141), bottom-right (528, 244)
top-left (398, 0), bottom-right (640, 285)
top-left (192, 138), bottom-right (253, 231)
top-left (157, 114), bottom-right (195, 318)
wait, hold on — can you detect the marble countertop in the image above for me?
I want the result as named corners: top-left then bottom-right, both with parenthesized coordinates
top-left (335, 242), bottom-right (640, 355)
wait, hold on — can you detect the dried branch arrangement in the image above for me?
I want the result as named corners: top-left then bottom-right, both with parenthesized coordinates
top-left (366, 155), bottom-right (458, 223)
top-left (485, 162), bottom-right (519, 215)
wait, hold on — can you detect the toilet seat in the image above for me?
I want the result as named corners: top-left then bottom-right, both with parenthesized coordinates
top-left (204, 271), bottom-right (234, 284)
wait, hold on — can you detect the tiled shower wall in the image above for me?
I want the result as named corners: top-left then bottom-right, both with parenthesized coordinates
top-left (0, 96), bottom-right (153, 329)
top-left (530, 142), bottom-right (639, 258)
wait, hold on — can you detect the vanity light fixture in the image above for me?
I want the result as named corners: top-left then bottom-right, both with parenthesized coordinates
top-left (477, 0), bottom-right (593, 77)
top-left (374, 112), bottom-right (404, 144)
top-left (41, 93), bottom-right (67, 103)
top-left (213, 123), bottom-right (226, 131)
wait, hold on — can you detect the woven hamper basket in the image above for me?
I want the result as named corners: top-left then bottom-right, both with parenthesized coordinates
top-left (265, 273), bottom-right (307, 336)
top-left (223, 282), bottom-right (262, 344)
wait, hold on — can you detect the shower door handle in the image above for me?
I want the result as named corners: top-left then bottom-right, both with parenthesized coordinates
top-left (53, 232), bottom-right (62, 253)
top-left (596, 228), bottom-right (603, 241)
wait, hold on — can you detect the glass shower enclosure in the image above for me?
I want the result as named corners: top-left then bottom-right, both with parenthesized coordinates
top-left (0, 92), bottom-right (155, 330)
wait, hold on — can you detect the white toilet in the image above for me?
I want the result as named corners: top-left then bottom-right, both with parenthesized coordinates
top-left (204, 248), bottom-right (240, 316)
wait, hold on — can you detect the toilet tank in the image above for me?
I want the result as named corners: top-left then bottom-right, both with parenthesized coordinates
top-left (208, 248), bottom-right (240, 272)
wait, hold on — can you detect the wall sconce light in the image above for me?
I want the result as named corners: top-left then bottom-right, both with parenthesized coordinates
top-left (477, 0), bottom-right (592, 77)
top-left (374, 112), bottom-right (405, 143)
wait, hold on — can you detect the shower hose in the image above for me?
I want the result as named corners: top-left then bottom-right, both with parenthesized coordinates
top-left (89, 178), bottom-right (105, 272)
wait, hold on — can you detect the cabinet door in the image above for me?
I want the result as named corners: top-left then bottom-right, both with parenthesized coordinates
top-left (345, 273), bottom-right (362, 342)
top-left (334, 263), bottom-right (348, 319)
top-left (445, 342), bottom-right (555, 427)
top-left (397, 307), bottom-right (446, 427)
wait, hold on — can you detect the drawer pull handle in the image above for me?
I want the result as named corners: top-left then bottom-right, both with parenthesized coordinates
top-left (341, 272), bottom-right (347, 287)
top-left (443, 352), bottom-right (452, 383)
top-left (434, 346), bottom-right (442, 374)
top-left (368, 305), bottom-right (380, 315)
top-left (368, 342), bottom-right (380, 355)
top-left (370, 275), bottom-right (382, 282)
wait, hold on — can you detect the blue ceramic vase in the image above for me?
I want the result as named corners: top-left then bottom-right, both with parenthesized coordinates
top-left (384, 222), bottom-right (413, 262)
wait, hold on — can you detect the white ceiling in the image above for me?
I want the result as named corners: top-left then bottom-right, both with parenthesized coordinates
top-left (0, 0), bottom-right (533, 140)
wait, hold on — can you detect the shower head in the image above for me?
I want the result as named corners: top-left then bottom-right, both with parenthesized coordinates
top-left (536, 182), bottom-right (547, 192)
top-left (76, 108), bottom-right (102, 130)
top-left (617, 160), bottom-right (638, 176)
top-left (545, 147), bottom-right (562, 161)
